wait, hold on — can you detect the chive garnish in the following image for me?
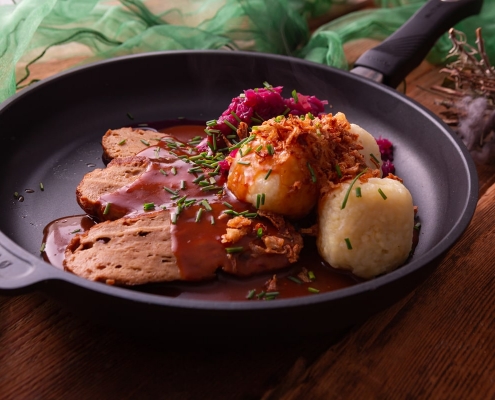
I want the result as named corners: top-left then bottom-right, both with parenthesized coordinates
top-left (335, 164), bottom-right (342, 178)
top-left (40, 242), bottom-right (46, 253)
top-left (370, 153), bottom-right (380, 164)
top-left (356, 187), bottom-right (362, 197)
top-left (70, 229), bottom-right (81, 234)
top-left (237, 161), bottom-right (251, 165)
top-left (160, 169), bottom-right (168, 176)
top-left (143, 202), bottom-right (155, 211)
top-left (118, 139), bottom-right (126, 145)
top-left (127, 112), bottom-right (134, 120)
top-left (223, 202), bottom-right (233, 209)
top-left (195, 208), bottom-right (204, 223)
top-left (103, 203), bottom-right (111, 215)
top-left (308, 271), bottom-right (316, 281)
top-left (264, 169), bottom-right (272, 180)
top-left (39, 182), bottom-right (44, 191)
top-left (261, 193), bottom-right (265, 205)
top-left (210, 216), bottom-right (215, 225)
top-left (180, 180), bottom-right (186, 190)
top-left (288, 276), bottom-right (302, 285)
top-left (308, 287), bottom-right (320, 294)
top-left (224, 120), bottom-right (237, 132)
top-left (201, 199), bottom-right (212, 211)
top-left (206, 119), bottom-right (217, 127)
top-left (378, 188), bottom-right (387, 200)
top-left (291, 89), bottom-right (299, 103)
top-left (230, 111), bottom-right (242, 123)
top-left (307, 112), bottom-right (314, 120)
top-left (282, 106), bottom-right (290, 116)
top-left (171, 213), bottom-right (178, 224)
top-left (257, 227), bottom-right (263, 238)
top-left (256, 194), bottom-right (261, 209)
top-left (171, 167), bottom-right (177, 175)
top-left (255, 144), bottom-right (263, 153)
top-left (164, 186), bottom-right (178, 195)
top-left (246, 289), bottom-right (256, 299)
top-left (414, 222), bottom-right (421, 230)
top-left (307, 162), bottom-right (317, 183)
top-left (257, 291), bottom-right (266, 299)
top-left (140, 139), bottom-right (150, 146)
top-left (14, 192), bottom-right (19, 198)
top-left (225, 246), bottom-right (244, 254)
top-left (341, 169), bottom-right (367, 209)
top-left (345, 238), bottom-right (352, 249)
top-left (266, 144), bottom-right (274, 155)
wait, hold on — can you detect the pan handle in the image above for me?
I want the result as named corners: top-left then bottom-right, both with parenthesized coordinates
top-left (0, 240), bottom-right (46, 294)
top-left (352, 0), bottom-right (484, 88)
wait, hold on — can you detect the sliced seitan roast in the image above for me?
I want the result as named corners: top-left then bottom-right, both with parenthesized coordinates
top-left (102, 127), bottom-right (167, 161)
top-left (64, 210), bottom-right (181, 285)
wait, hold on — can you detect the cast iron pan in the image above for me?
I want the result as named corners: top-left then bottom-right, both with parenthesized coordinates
top-left (0, 0), bottom-right (481, 335)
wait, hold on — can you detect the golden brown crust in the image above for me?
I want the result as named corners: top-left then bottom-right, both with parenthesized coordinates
top-left (76, 156), bottom-right (150, 219)
top-left (64, 210), bottom-right (181, 285)
top-left (102, 127), bottom-right (167, 161)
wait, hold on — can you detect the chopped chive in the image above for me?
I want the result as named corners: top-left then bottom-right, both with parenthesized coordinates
top-left (414, 222), bottom-right (422, 231)
top-left (160, 168), bottom-right (168, 176)
top-left (143, 202), bottom-right (155, 211)
top-left (14, 191), bottom-right (19, 198)
top-left (282, 106), bottom-right (290, 116)
top-left (341, 169), bottom-right (367, 209)
top-left (255, 144), bottom-right (263, 153)
top-left (255, 112), bottom-right (265, 122)
top-left (291, 89), bottom-right (299, 103)
top-left (225, 246), bottom-right (244, 254)
top-left (163, 186), bottom-right (178, 195)
top-left (171, 167), bottom-right (177, 175)
top-left (243, 212), bottom-right (258, 219)
top-left (118, 139), bottom-right (126, 145)
top-left (261, 193), bottom-right (265, 205)
top-left (263, 81), bottom-right (272, 89)
top-left (201, 199), bottom-right (212, 211)
top-left (265, 291), bottom-right (279, 297)
top-left (39, 182), bottom-right (44, 191)
top-left (40, 242), bottom-right (46, 253)
top-left (355, 187), bottom-right (362, 197)
top-left (230, 111), bottom-right (242, 123)
top-left (193, 174), bottom-right (205, 184)
top-left (257, 227), bottom-right (263, 238)
top-left (70, 229), bottom-right (81, 234)
top-left (256, 194), bottom-right (261, 209)
top-left (308, 287), bottom-right (320, 294)
top-left (127, 112), bottom-right (134, 120)
top-left (378, 188), bottom-right (387, 200)
top-left (237, 161), bottom-right (251, 165)
top-left (210, 215), bottom-right (215, 225)
top-left (103, 203), bottom-right (111, 215)
top-left (223, 201), bottom-right (233, 209)
top-left (345, 238), bottom-right (352, 250)
top-left (308, 271), bottom-right (316, 281)
top-left (171, 213), bottom-right (178, 224)
top-left (307, 112), bottom-right (314, 120)
top-left (251, 117), bottom-right (262, 124)
top-left (180, 180), bottom-right (186, 190)
top-left (266, 144), bottom-right (274, 155)
top-left (206, 119), bottom-right (217, 127)
top-left (264, 169), bottom-right (272, 180)
top-left (140, 139), bottom-right (150, 146)
top-left (370, 153), bottom-right (380, 164)
top-left (224, 120), bottom-right (237, 132)
top-left (257, 290), bottom-right (266, 299)
top-left (288, 276), bottom-right (302, 285)
top-left (246, 289), bottom-right (256, 299)
top-left (195, 208), bottom-right (204, 222)
top-left (335, 164), bottom-right (342, 178)
top-left (307, 162), bottom-right (317, 183)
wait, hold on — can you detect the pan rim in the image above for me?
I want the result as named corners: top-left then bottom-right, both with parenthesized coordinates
top-left (0, 50), bottom-right (478, 311)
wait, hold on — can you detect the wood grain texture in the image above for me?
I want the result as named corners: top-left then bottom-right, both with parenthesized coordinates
top-left (2, 40), bottom-right (495, 400)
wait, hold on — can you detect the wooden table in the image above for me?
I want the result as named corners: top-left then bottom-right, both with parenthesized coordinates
top-left (1, 41), bottom-right (495, 400)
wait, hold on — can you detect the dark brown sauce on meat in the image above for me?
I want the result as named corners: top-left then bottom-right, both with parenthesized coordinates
top-left (42, 121), bottom-right (417, 301)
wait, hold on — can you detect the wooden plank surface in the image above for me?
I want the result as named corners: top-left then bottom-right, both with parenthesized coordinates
top-left (1, 44), bottom-right (495, 400)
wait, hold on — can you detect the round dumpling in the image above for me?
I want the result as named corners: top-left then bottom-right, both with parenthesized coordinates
top-left (317, 177), bottom-right (414, 279)
top-left (350, 124), bottom-right (382, 176)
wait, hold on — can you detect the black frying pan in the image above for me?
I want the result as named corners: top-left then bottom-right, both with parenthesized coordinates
top-left (0, 0), bottom-right (481, 335)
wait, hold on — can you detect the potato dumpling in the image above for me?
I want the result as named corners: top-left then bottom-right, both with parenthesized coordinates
top-left (317, 177), bottom-right (414, 279)
top-left (227, 138), bottom-right (318, 219)
top-left (350, 124), bottom-right (382, 175)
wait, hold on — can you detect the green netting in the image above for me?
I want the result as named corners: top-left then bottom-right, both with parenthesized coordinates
top-left (1, 0), bottom-right (495, 103)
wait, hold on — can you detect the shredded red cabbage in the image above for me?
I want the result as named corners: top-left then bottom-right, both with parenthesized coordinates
top-left (376, 137), bottom-right (395, 175)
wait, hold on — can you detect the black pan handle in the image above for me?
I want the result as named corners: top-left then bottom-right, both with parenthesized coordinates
top-left (352, 0), bottom-right (484, 88)
top-left (0, 240), bottom-right (46, 294)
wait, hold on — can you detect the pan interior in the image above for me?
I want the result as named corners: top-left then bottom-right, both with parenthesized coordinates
top-left (0, 51), bottom-right (474, 295)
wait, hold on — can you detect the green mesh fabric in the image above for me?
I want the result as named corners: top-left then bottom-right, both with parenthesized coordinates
top-left (1, 0), bottom-right (495, 103)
